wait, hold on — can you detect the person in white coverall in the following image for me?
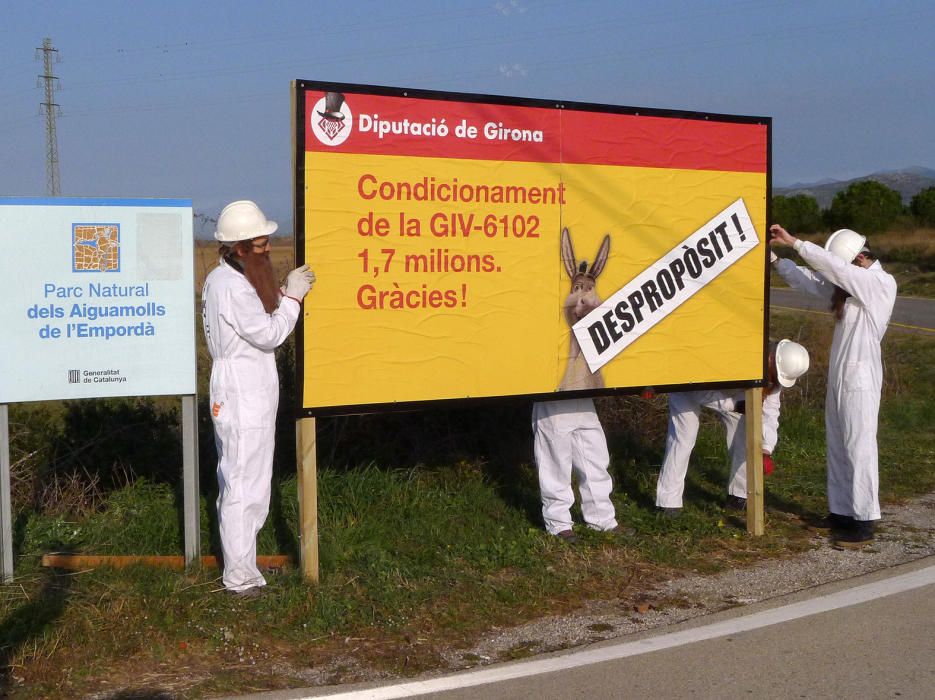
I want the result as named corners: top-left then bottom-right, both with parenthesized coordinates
top-left (202, 200), bottom-right (315, 596)
top-left (532, 398), bottom-right (619, 542)
top-left (533, 229), bottom-right (619, 543)
top-left (655, 340), bottom-right (809, 515)
top-left (770, 225), bottom-right (896, 547)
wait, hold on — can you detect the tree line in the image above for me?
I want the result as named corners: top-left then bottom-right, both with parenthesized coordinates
top-left (773, 181), bottom-right (935, 235)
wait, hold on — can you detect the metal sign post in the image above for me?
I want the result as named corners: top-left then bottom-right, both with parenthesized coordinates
top-left (0, 404), bottom-right (13, 582)
top-left (182, 394), bottom-right (200, 566)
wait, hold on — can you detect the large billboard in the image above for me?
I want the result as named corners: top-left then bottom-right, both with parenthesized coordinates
top-left (294, 82), bottom-right (769, 415)
top-left (0, 197), bottom-right (196, 403)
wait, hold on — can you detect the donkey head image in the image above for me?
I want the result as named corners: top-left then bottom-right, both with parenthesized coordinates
top-left (559, 227), bottom-right (611, 392)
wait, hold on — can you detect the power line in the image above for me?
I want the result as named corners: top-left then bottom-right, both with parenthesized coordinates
top-left (36, 37), bottom-right (61, 196)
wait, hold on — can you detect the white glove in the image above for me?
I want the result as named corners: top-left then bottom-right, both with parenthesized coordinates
top-left (284, 264), bottom-right (315, 301)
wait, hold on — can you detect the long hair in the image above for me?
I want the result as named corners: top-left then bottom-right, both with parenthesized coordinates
top-left (220, 241), bottom-right (280, 313)
top-left (830, 285), bottom-right (850, 321)
top-left (764, 341), bottom-right (779, 396)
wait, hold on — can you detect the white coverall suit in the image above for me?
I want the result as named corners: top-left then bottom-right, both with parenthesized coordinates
top-left (656, 389), bottom-right (781, 508)
top-left (775, 242), bottom-right (896, 521)
top-left (532, 398), bottom-right (618, 535)
top-left (202, 259), bottom-right (300, 591)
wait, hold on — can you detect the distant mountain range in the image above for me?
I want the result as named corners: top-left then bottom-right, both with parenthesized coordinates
top-left (775, 166), bottom-right (935, 208)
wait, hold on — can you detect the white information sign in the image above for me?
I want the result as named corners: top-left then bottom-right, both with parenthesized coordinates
top-left (0, 197), bottom-right (197, 402)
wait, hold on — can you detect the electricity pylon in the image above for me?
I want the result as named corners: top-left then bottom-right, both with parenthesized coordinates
top-left (36, 37), bottom-right (61, 196)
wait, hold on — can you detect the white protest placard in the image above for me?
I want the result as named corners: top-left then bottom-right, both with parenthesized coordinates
top-left (573, 198), bottom-right (760, 373)
top-left (0, 197), bottom-right (196, 403)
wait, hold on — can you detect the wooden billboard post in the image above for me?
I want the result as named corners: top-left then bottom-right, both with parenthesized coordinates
top-left (744, 386), bottom-right (765, 535)
top-left (296, 416), bottom-right (319, 583)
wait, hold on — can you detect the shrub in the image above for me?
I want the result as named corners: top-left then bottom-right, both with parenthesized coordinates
top-left (910, 186), bottom-right (935, 227)
top-left (772, 194), bottom-right (823, 233)
top-left (825, 180), bottom-right (903, 235)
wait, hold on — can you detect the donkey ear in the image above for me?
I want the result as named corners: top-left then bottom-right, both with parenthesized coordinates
top-left (560, 228), bottom-right (577, 279)
top-left (588, 234), bottom-right (611, 279)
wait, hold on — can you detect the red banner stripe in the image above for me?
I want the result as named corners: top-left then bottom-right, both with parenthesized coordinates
top-left (305, 92), bottom-right (766, 173)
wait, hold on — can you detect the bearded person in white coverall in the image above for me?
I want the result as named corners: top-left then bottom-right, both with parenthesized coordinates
top-left (655, 340), bottom-right (810, 517)
top-left (202, 200), bottom-right (315, 597)
top-left (770, 225), bottom-right (896, 548)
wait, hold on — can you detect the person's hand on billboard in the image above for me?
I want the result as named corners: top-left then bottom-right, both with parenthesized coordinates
top-left (768, 224), bottom-right (797, 249)
top-left (285, 265), bottom-right (315, 302)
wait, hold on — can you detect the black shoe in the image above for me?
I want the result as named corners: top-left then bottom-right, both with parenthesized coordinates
top-left (725, 496), bottom-right (747, 512)
top-left (809, 513), bottom-right (854, 533)
top-left (834, 520), bottom-right (874, 549)
top-left (227, 585), bottom-right (266, 599)
top-left (656, 507), bottom-right (682, 519)
top-left (555, 529), bottom-right (579, 544)
top-left (605, 524), bottom-right (637, 537)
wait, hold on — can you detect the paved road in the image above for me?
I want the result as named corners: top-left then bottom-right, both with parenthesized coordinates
top-left (235, 558), bottom-right (935, 700)
top-left (771, 288), bottom-right (935, 334)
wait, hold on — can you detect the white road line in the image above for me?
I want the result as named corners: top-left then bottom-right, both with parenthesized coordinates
top-left (303, 564), bottom-right (935, 700)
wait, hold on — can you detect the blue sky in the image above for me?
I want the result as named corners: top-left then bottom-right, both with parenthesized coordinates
top-left (3, 0), bottom-right (933, 233)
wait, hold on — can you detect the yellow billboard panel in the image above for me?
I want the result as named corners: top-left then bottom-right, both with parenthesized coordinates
top-left (294, 83), bottom-right (769, 414)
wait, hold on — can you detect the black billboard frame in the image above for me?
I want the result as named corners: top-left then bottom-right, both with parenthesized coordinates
top-left (292, 79), bottom-right (772, 418)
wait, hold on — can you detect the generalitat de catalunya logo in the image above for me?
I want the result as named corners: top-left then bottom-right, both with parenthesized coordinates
top-left (311, 91), bottom-right (352, 146)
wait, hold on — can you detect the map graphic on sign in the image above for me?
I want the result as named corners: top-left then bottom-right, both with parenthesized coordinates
top-left (73, 223), bottom-right (120, 272)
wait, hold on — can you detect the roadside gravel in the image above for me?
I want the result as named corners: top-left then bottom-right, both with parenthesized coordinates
top-left (441, 492), bottom-right (935, 668)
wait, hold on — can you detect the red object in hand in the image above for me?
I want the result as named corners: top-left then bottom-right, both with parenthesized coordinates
top-left (763, 454), bottom-right (774, 476)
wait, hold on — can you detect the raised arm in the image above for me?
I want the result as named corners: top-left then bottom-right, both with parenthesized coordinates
top-left (793, 241), bottom-right (890, 308)
top-left (769, 225), bottom-right (834, 300)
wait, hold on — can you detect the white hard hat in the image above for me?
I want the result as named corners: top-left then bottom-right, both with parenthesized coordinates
top-left (214, 200), bottom-right (278, 242)
top-left (775, 339), bottom-right (810, 388)
top-left (824, 228), bottom-right (866, 264)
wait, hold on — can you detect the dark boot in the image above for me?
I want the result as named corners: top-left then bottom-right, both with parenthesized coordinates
top-left (834, 520), bottom-right (875, 549)
top-left (808, 512), bottom-right (854, 533)
top-left (725, 495), bottom-right (747, 512)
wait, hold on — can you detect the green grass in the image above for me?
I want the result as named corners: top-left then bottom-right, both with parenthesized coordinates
top-left (3, 312), bottom-right (935, 698)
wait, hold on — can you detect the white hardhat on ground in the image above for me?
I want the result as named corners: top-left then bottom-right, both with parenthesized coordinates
top-left (775, 339), bottom-right (810, 388)
top-left (824, 228), bottom-right (867, 263)
top-left (214, 200), bottom-right (278, 242)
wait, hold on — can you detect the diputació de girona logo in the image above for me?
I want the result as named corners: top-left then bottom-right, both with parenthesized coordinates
top-left (311, 92), bottom-right (352, 146)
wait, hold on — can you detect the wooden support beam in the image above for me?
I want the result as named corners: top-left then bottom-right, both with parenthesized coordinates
top-left (296, 416), bottom-right (319, 583)
top-left (41, 554), bottom-right (290, 571)
top-left (744, 386), bottom-right (765, 535)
